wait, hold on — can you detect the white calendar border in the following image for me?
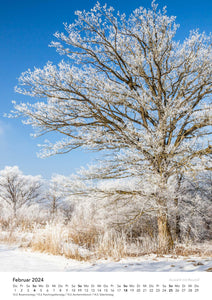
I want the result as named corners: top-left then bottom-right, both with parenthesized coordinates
top-left (0, 271), bottom-right (211, 300)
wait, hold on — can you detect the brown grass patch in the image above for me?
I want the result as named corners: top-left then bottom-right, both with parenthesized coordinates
top-left (29, 224), bottom-right (92, 261)
top-left (68, 227), bottom-right (100, 250)
top-left (173, 243), bottom-right (212, 257)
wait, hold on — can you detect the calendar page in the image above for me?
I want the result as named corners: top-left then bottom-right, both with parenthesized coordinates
top-left (1, 0), bottom-right (212, 299)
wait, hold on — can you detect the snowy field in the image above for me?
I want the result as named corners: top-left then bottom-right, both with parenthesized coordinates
top-left (0, 244), bottom-right (211, 272)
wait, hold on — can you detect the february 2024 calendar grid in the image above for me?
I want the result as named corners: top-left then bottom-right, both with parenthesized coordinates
top-left (0, 272), bottom-right (211, 299)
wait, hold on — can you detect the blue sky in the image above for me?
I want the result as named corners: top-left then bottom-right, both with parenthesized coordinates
top-left (0, 0), bottom-right (211, 178)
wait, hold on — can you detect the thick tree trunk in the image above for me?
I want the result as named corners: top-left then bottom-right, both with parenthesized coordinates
top-left (157, 210), bottom-right (173, 253)
top-left (174, 175), bottom-right (182, 243)
top-left (175, 197), bottom-right (181, 243)
top-left (13, 203), bottom-right (17, 219)
top-left (175, 214), bottom-right (181, 242)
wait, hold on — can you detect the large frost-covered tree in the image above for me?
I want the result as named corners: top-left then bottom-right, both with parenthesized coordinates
top-left (10, 2), bottom-right (212, 251)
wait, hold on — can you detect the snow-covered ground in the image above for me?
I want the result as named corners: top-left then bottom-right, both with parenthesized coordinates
top-left (0, 244), bottom-right (211, 272)
top-left (0, 244), bottom-right (68, 272)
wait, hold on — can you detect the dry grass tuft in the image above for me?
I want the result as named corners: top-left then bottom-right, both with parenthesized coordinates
top-left (173, 243), bottom-right (212, 257)
top-left (68, 226), bottom-right (100, 250)
top-left (0, 231), bottom-right (17, 244)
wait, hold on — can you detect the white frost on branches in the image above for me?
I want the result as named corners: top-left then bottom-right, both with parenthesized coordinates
top-left (9, 2), bottom-right (211, 170)
top-left (6, 1), bottom-right (212, 250)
